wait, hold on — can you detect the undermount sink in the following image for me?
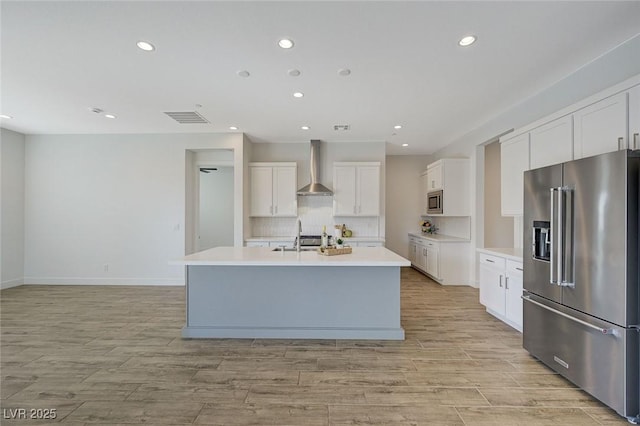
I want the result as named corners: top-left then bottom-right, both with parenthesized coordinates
top-left (271, 247), bottom-right (317, 252)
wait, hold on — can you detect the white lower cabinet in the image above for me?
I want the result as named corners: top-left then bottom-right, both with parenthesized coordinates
top-left (478, 251), bottom-right (523, 331)
top-left (245, 240), bottom-right (294, 248)
top-left (353, 241), bottom-right (384, 247)
top-left (408, 234), bottom-right (469, 285)
top-left (425, 242), bottom-right (440, 280)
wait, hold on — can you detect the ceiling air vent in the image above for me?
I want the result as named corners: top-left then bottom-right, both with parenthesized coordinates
top-left (334, 124), bottom-right (350, 131)
top-left (164, 111), bottom-right (209, 124)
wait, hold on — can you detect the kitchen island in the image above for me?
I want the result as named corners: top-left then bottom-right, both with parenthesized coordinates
top-left (171, 246), bottom-right (410, 340)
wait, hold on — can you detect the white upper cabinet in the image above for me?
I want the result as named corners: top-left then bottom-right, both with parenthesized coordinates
top-left (249, 162), bottom-right (297, 217)
top-left (500, 133), bottom-right (530, 216)
top-left (333, 162), bottom-right (380, 216)
top-left (629, 85), bottom-right (640, 150)
top-left (530, 115), bottom-right (573, 169)
top-left (425, 162), bottom-right (443, 191)
top-left (356, 165), bottom-right (381, 216)
top-left (573, 92), bottom-right (628, 159)
top-left (421, 158), bottom-right (469, 216)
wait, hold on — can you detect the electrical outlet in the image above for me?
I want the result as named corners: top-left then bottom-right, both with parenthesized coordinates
top-left (103, 264), bottom-right (109, 272)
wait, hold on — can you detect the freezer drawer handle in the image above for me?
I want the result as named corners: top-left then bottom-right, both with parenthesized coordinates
top-left (522, 296), bottom-right (618, 336)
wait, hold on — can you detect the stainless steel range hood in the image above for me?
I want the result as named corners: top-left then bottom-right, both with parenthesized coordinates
top-left (297, 140), bottom-right (333, 196)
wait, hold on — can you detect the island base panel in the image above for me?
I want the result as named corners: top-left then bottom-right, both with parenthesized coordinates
top-left (184, 265), bottom-right (404, 340)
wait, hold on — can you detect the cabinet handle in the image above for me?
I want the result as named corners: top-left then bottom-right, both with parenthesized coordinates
top-left (499, 275), bottom-right (503, 288)
top-left (618, 137), bottom-right (625, 150)
top-left (516, 267), bottom-right (523, 271)
top-left (485, 259), bottom-right (494, 263)
top-left (634, 133), bottom-right (639, 150)
top-left (505, 276), bottom-right (509, 290)
top-left (431, 180), bottom-right (435, 189)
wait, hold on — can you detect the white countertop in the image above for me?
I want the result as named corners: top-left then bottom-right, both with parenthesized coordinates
top-left (477, 247), bottom-right (524, 262)
top-left (408, 232), bottom-right (470, 243)
top-left (172, 246), bottom-right (409, 267)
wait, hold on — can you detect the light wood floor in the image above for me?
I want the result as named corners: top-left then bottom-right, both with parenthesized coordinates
top-left (1, 268), bottom-right (627, 425)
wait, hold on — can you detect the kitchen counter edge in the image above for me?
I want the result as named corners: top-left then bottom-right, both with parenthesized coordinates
top-left (171, 246), bottom-right (409, 267)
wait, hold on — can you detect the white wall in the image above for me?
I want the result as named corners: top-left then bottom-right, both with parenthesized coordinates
top-left (385, 155), bottom-right (431, 257)
top-left (24, 132), bottom-right (244, 285)
top-left (198, 166), bottom-right (234, 249)
top-left (1, 128), bottom-right (26, 289)
top-left (483, 141), bottom-right (513, 247)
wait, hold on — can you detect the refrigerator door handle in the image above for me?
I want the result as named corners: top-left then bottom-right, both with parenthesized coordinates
top-left (557, 187), bottom-right (564, 285)
top-left (560, 187), bottom-right (574, 287)
top-left (550, 188), bottom-right (558, 284)
top-left (522, 296), bottom-right (618, 336)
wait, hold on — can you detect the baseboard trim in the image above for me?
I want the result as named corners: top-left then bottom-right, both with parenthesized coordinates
top-left (1, 278), bottom-right (24, 290)
top-left (22, 277), bottom-right (185, 286)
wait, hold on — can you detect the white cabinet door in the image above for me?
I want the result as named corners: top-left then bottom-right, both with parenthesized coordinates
top-left (273, 166), bottom-right (297, 217)
top-left (333, 166), bottom-right (357, 216)
top-left (408, 240), bottom-right (417, 264)
top-left (629, 85), bottom-right (640, 150)
top-left (249, 167), bottom-right (273, 217)
top-left (414, 243), bottom-right (427, 272)
top-left (480, 265), bottom-right (505, 317)
top-left (573, 92), bottom-right (628, 159)
top-left (245, 241), bottom-right (269, 247)
top-left (426, 246), bottom-right (440, 279)
top-left (505, 260), bottom-right (523, 329)
top-left (356, 241), bottom-right (384, 247)
top-left (357, 166), bottom-right (380, 216)
top-left (426, 162), bottom-right (443, 191)
top-left (530, 115), bottom-right (573, 169)
top-left (501, 133), bottom-right (530, 216)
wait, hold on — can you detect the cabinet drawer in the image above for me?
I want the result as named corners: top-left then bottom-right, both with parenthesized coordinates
top-left (506, 260), bottom-right (523, 276)
top-left (479, 253), bottom-right (505, 270)
top-left (425, 241), bottom-right (440, 250)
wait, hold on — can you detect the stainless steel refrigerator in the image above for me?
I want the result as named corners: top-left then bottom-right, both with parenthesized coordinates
top-left (523, 149), bottom-right (639, 423)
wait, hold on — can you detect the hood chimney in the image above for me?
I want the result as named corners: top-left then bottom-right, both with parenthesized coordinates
top-left (296, 140), bottom-right (333, 196)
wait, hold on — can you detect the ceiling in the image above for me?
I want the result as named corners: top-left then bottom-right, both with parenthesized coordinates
top-left (2, 1), bottom-right (639, 155)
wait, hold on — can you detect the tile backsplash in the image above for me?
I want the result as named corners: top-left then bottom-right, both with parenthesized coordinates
top-left (251, 196), bottom-right (381, 238)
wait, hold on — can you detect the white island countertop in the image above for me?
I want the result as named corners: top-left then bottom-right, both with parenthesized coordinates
top-left (172, 246), bottom-right (410, 267)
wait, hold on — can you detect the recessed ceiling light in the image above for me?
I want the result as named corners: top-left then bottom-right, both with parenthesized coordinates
top-left (301, 126), bottom-right (310, 130)
top-left (237, 70), bottom-right (250, 78)
top-left (293, 92), bottom-right (304, 98)
top-left (278, 38), bottom-right (294, 49)
top-left (105, 114), bottom-right (116, 119)
top-left (394, 125), bottom-right (402, 129)
top-left (459, 35), bottom-right (477, 47)
top-left (136, 40), bottom-right (155, 51)
top-left (229, 126), bottom-right (238, 130)
top-left (288, 69), bottom-right (301, 77)
top-left (402, 143), bottom-right (409, 147)
top-left (0, 114), bottom-right (13, 119)
top-left (337, 68), bottom-right (351, 76)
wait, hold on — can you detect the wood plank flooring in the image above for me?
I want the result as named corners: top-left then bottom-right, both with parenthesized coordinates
top-left (0, 268), bottom-right (627, 425)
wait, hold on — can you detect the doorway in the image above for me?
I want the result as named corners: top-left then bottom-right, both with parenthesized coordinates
top-left (185, 149), bottom-right (235, 254)
top-left (198, 165), bottom-right (234, 250)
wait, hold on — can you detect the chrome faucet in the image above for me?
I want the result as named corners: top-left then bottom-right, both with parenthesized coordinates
top-left (296, 218), bottom-right (302, 252)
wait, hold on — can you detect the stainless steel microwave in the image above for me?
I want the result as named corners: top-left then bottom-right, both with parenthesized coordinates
top-left (427, 190), bottom-right (443, 215)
